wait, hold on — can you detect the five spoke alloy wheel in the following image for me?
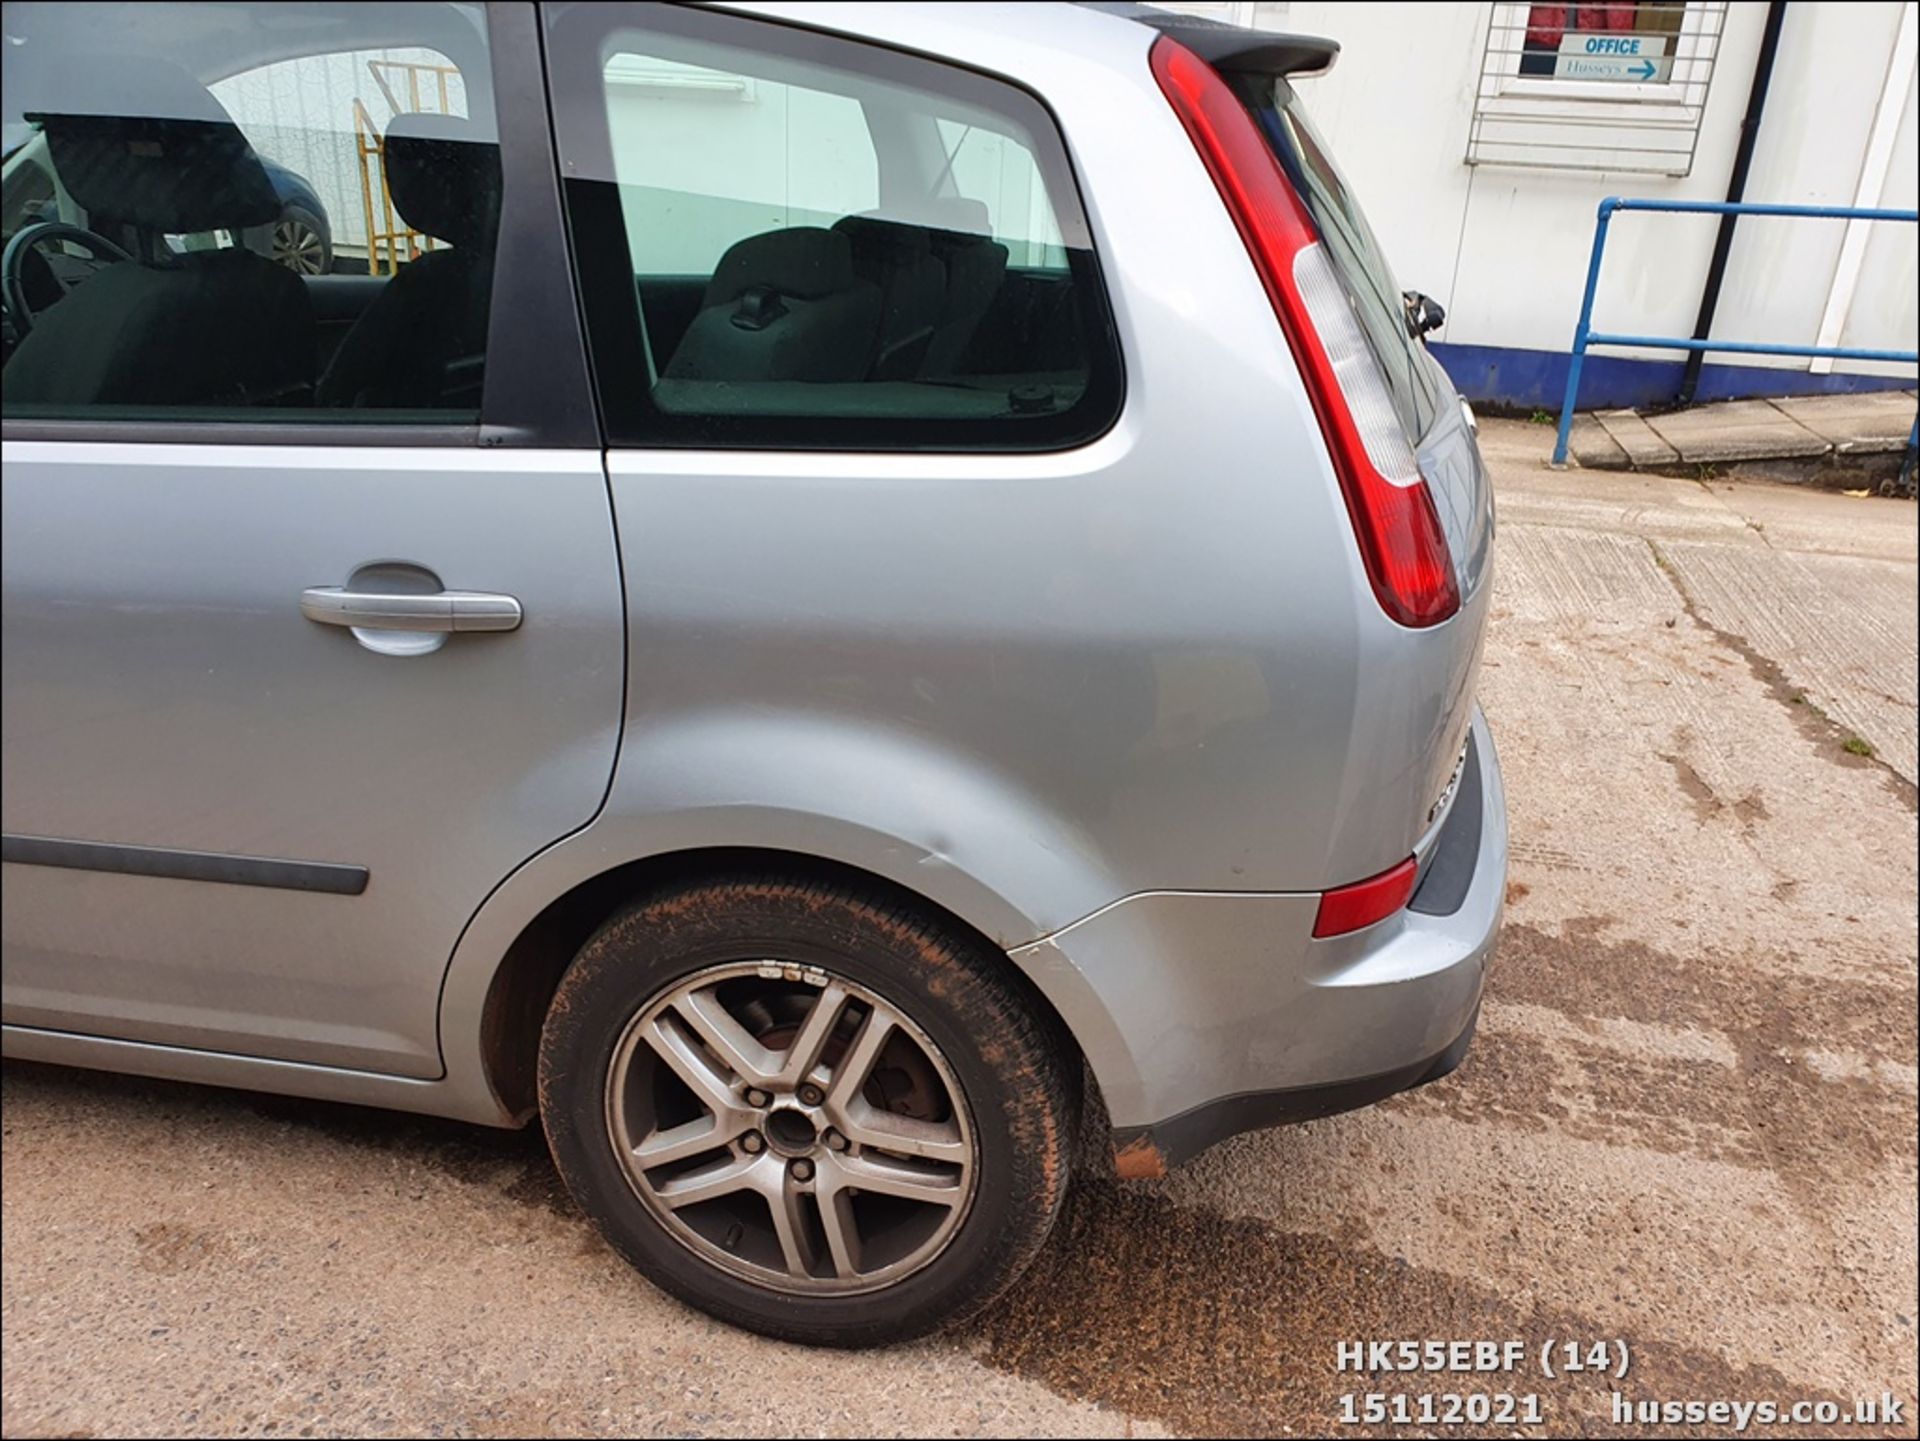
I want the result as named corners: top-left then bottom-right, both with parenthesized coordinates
top-left (606, 961), bottom-right (977, 1295)
top-left (538, 875), bottom-right (1076, 1344)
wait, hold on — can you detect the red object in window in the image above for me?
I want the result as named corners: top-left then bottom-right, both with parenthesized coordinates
top-left (1313, 856), bottom-right (1420, 939)
top-left (1526, 4), bottom-right (1636, 50)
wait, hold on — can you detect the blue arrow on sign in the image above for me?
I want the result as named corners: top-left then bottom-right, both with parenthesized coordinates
top-left (1632, 58), bottom-right (1657, 79)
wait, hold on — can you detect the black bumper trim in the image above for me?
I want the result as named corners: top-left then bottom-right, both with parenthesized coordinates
top-left (1410, 729), bottom-right (1483, 917)
top-left (1112, 1004), bottom-right (1480, 1172)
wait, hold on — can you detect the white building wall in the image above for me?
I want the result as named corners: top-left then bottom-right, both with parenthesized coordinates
top-left (1242, 0), bottom-right (1918, 383)
top-left (1844, 68), bottom-right (1917, 356)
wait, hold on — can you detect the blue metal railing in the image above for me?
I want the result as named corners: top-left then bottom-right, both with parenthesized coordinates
top-left (1551, 198), bottom-right (1920, 470)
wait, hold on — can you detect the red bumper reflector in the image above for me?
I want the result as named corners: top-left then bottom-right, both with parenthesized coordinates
top-left (1313, 856), bottom-right (1419, 938)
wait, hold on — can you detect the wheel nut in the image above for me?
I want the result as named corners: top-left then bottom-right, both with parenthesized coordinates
top-left (744, 1088), bottom-right (771, 1108)
top-left (798, 1084), bottom-right (825, 1106)
top-left (741, 1132), bottom-right (764, 1154)
top-left (791, 1158), bottom-right (815, 1182)
top-left (824, 1129), bottom-right (847, 1152)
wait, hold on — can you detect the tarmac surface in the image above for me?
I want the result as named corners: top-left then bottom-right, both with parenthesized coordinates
top-left (4, 418), bottom-right (1916, 1438)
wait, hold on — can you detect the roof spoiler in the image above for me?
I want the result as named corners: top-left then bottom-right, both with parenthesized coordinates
top-left (1076, 2), bottom-right (1340, 77)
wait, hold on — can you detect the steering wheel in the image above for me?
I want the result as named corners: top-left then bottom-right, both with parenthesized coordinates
top-left (2, 221), bottom-right (132, 337)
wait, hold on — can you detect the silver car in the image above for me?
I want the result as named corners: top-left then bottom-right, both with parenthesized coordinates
top-left (0, 0), bottom-right (1503, 1344)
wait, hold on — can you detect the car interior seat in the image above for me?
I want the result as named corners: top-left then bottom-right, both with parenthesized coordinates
top-left (3, 55), bottom-right (314, 409)
top-left (662, 226), bottom-right (881, 384)
top-left (918, 199), bottom-right (1009, 378)
top-left (830, 215), bottom-right (946, 381)
top-left (316, 113), bottom-right (502, 410)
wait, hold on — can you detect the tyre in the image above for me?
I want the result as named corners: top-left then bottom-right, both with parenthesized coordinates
top-left (538, 874), bottom-right (1077, 1346)
top-left (268, 205), bottom-right (330, 275)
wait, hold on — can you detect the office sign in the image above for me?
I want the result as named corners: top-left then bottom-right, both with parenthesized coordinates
top-left (1554, 31), bottom-right (1673, 82)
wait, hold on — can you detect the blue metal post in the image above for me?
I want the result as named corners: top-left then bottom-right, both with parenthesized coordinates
top-left (1552, 198), bottom-right (1618, 468)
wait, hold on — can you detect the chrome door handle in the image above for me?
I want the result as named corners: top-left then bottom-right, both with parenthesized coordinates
top-left (299, 587), bottom-right (522, 633)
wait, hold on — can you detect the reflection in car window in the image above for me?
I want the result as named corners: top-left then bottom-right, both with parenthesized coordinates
top-left (0, 1), bottom-right (498, 422)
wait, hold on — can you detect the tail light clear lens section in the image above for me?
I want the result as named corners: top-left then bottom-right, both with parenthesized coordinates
top-left (1151, 36), bottom-right (1460, 628)
top-left (1291, 241), bottom-right (1420, 485)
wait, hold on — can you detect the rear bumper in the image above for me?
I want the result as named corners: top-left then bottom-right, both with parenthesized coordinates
top-left (1114, 1004), bottom-right (1481, 1177)
top-left (1010, 708), bottom-right (1506, 1174)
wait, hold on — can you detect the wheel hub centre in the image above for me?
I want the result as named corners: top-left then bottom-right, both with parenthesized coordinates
top-left (764, 1105), bottom-right (819, 1157)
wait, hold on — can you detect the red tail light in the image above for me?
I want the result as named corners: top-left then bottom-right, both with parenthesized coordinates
top-left (1313, 855), bottom-right (1419, 938)
top-left (1150, 37), bottom-right (1460, 628)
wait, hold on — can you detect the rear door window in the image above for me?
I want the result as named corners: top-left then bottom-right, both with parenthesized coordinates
top-left (541, 1), bottom-right (1122, 451)
top-left (1235, 75), bottom-right (1447, 444)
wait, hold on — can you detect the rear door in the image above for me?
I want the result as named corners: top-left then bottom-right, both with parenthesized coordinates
top-left (0, 1), bottom-right (619, 1077)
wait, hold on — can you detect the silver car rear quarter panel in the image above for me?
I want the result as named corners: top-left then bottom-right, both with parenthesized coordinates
top-left (1014, 709), bottom-right (1506, 1133)
top-left (437, 5), bottom-right (1497, 1130)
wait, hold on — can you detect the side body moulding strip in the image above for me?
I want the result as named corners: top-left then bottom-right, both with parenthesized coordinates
top-left (0, 835), bottom-right (370, 896)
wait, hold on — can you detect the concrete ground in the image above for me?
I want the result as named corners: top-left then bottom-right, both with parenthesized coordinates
top-left (4, 419), bottom-right (1916, 1439)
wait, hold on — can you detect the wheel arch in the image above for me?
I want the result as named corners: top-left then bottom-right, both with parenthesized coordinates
top-left (441, 843), bottom-right (1112, 1131)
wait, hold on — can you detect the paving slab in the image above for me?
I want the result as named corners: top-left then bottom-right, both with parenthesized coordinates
top-left (1594, 407), bottom-right (1678, 466)
top-left (1770, 390), bottom-right (1919, 455)
top-left (1644, 397), bottom-right (1830, 463)
top-left (1568, 412), bottom-right (1628, 469)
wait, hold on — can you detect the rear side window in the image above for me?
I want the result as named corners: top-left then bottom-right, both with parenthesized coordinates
top-left (0, 0), bottom-right (499, 424)
top-left (542, 2), bottom-right (1121, 451)
top-left (1235, 76), bottom-right (1445, 444)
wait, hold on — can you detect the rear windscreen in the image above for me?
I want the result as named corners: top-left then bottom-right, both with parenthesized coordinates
top-left (1234, 75), bottom-right (1445, 445)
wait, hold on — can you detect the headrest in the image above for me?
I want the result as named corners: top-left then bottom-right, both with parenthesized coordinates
top-left (705, 227), bottom-right (855, 305)
top-left (26, 55), bottom-right (279, 233)
top-left (922, 198), bottom-right (993, 239)
top-left (879, 197), bottom-right (993, 241)
top-left (832, 214), bottom-right (935, 260)
top-left (383, 112), bottom-right (502, 249)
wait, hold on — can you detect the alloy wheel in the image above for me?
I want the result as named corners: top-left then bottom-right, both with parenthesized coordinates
top-left (271, 218), bottom-right (327, 275)
top-left (604, 960), bottom-right (977, 1296)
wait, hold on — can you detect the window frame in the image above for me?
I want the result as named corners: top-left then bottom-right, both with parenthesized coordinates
top-left (1485, 1), bottom-right (1718, 108)
top-left (0, 0), bottom-right (597, 450)
top-left (540, 0), bottom-right (1125, 455)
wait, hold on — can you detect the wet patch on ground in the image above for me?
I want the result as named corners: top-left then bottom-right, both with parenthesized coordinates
top-left (1659, 745), bottom-right (1771, 829)
top-left (971, 1181), bottom-right (1890, 1439)
top-left (132, 1221), bottom-right (224, 1276)
top-left (1386, 923), bottom-right (1919, 1223)
top-left (1661, 749), bottom-right (1728, 825)
top-left (1398, 1015), bottom-right (1917, 1176)
top-left (1491, 921), bottom-right (1916, 1071)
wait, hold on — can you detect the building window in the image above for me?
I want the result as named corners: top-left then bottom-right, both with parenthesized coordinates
top-left (1468, 1), bottom-right (1729, 175)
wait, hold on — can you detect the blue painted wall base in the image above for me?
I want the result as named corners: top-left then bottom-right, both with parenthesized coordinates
top-left (1430, 341), bottom-right (1915, 413)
